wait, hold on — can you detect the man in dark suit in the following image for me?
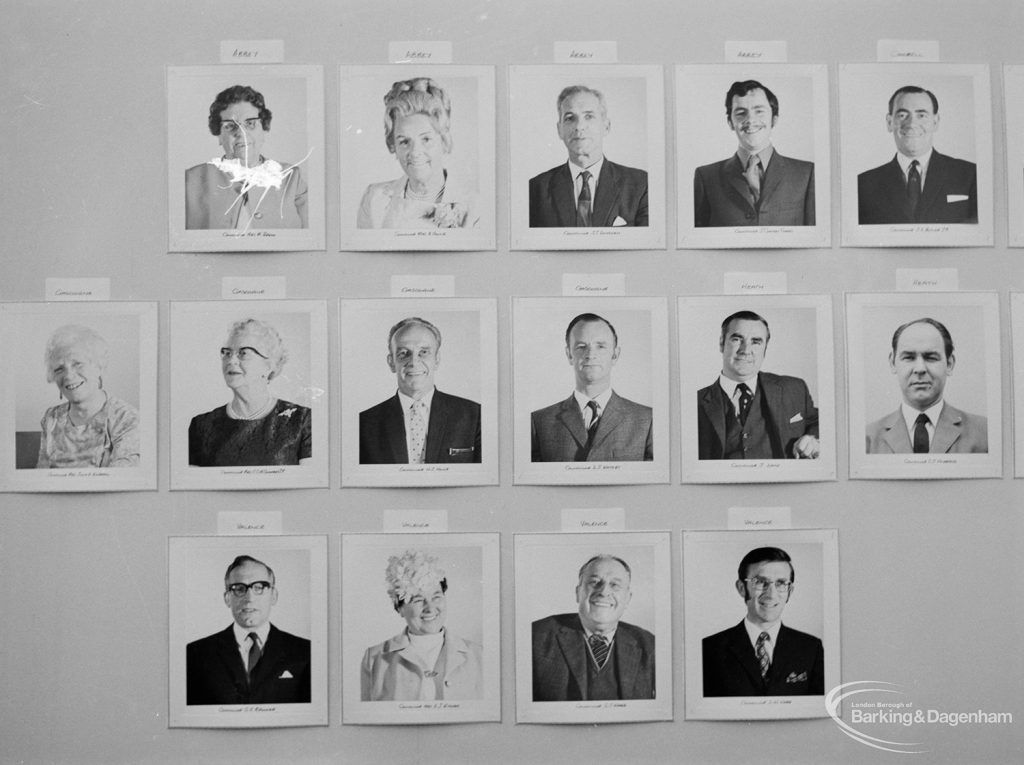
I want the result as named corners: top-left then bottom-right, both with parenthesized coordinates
top-left (866, 317), bottom-right (988, 454)
top-left (702, 547), bottom-right (823, 697)
top-left (694, 80), bottom-right (815, 227)
top-left (858, 85), bottom-right (977, 224)
top-left (533, 554), bottom-right (655, 701)
top-left (529, 85), bottom-right (648, 228)
top-left (359, 317), bottom-right (481, 464)
top-left (531, 313), bottom-right (653, 461)
top-left (186, 555), bottom-right (311, 705)
top-left (697, 310), bottom-right (819, 460)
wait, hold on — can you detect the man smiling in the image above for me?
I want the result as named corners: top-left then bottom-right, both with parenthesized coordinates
top-left (532, 554), bottom-right (655, 701)
top-left (702, 547), bottom-right (823, 697)
top-left (866, 317), bottom-right (987, 453)
top-left (531, 313), bottom-right (653, 462)
top-left (359, 316), bottom-right (481, 464)
top-left (186, 555), bottom-right (311, 705)
top-left (694, 79), bottom-right (815, 227)
top-left (858, 85), bottom-right (977, 224)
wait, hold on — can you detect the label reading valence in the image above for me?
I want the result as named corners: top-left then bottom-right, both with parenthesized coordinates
top-left (561, 507), bottom-right (626, 532)
top-left (727, 506), bottom-right (792, 530)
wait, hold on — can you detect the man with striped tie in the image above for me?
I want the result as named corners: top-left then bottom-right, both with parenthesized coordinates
top-left (186, 555), bottom-right (311, 705)
top-left (702, 547), bottom-right (823, 697)
top-left (532, 554), bottom-right (656, 701)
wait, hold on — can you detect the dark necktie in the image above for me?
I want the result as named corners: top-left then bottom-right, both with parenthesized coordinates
top-left (247, 632), bottom-right (262, 681)
top-left (755, 631), bottom-right (771, 679)
top-left (589, 633), bottom-right (610, 669)
top-left (913, 412), bottom-right (930, 454)
top-left (576, 170), bottom-right (592, 226)
top-left (744, 155), bottom-right (762, 204)
top-left (737, 383), bottom-right (753, 425)
top-left (586, 399), bottom-right (601, 434)
top-left (907, 160), bottom-right (921, 220)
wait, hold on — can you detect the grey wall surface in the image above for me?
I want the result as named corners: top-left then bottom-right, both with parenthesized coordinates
top-left (1, 1), bottom-right (1021, 763)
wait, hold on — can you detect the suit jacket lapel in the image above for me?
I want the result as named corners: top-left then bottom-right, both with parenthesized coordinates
top-left (384, 395), bottom-right (409, 462)
top-left (916, 150), bottom-right (946, 219)
top-left (880, 409), bottom-right (912, 453)
top-left (591, 161), bottom-right (621, 226)
top-left (725, 621), bottom-right (764, 692)
top-left (424, 390), bottom-right (448, 463)
top-left (555, 620), bottom-right (589, 698)
top-left (758, 373), bottom-right (784, 457)
top-left (549, 165), bottom-right (577, 226)
top-left (883, 156), bottom-right (915, 220)
top-left (556, 395), bottom-right (589, 449)
top-left (760, 153), bottom-right (787, 206)
top-left (249, 624), bottom-right (284, 690)
top-left (215, 625), bottom-right (250, 690)
top-left (614, 627), bottom-right (641, 698)
top-left (587, 391), bottom-right (623, 452)
top-left (930, 403), bottom-right (963, 453)
top-left (724, 154), bottom-right (756, 209)
top-left (699, 382), bottom-right (729, 452)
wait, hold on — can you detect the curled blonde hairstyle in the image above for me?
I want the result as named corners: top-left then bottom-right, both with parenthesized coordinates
top-left (382, 77), bottom-right (453, 154)
top-left (44, 325), bottom-right (109, 383)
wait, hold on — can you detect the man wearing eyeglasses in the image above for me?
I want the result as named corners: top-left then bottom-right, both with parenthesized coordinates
top-left (186, 555), bottom-right (311, 705)
top-left (702, 546), bottom-right (823, 697)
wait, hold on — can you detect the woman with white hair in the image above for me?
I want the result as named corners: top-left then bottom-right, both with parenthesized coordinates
top-left (356, 77), bottom-right (479, 229)
top-left (188, 318), bottom-right (311, 466)
top-left (37, 324), bottom-right (140, 468)
top-left (360, 549), bottom-right (483, 701)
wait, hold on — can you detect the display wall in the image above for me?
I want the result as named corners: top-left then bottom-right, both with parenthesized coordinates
top-left (1, 1), bottom-right (1021, 763)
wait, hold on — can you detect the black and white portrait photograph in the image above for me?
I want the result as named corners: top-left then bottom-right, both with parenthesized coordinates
top-left (337, 65), bottom-right (495, 251)
top-left (508, 64), bottom-right (665, 251)
top-left (340, 298), bottom-right (498, 487)
top-left (839, 63), bottom-right (992, 247)
top-left (1012, 293), bottom-right (1024, 477)
top-left (168, 535), bottom-right (328, 728)
top-left (683, 528), bottom-right (840, 721)
top-left (1003, 65), bottom-right (1024, 247)
top-left (677, 295), bottom-right (836, 484)
top-left (169, 300), bottom-right (328, 490)
top-left (0, 302), bottom-right (157, 492)
top-left (167, 65), bottom-right (325, 253)
top-left (514, 531), bottom-right (672, 724)
top-left (676, 64), bottom-right (831, 249)
top-left (512, 297), bottom-right (669, 485)
top-left (846, 292), bottom-right (1001, 479)
top-left (341, 532), bottom-right (500, 725)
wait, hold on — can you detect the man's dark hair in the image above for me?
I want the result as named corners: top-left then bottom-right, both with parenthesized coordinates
top-left (725, 80), bottom-right (779, 120)
top-left (207, 85), bottom-right (272, 136)
top-left (887, 85), bottom-right (939, 115)
top-left (737, 547), bottom-right (793, 599)
top-left (577, 554), bottom-right (632, 585)
top-left (564, 313), bottom-right (618, 348)
top-left (224, 555), bottom-right (276, 587)
top-left (719, 310), bottom-right (771, 347)
top-left (890, 317), bottom-right (954, 359)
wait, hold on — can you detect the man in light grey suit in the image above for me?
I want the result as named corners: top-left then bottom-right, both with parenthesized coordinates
top-left (694, 80), bottom-right (815, 227)
top-left (531, 313), bottom-right (653, 462)
top-left (866, 317), bottom-right (987, 454)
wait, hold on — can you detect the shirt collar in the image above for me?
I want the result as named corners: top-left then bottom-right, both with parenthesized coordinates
top-left (397, 387), bottom-right (435, 412)
top-left (568, 157), bottom-right (604, 182)
top-left (743, 617), bottom-right (781, 648)
top-left (900, 399), bottom-right (944, 435)
top-left (579, 616), bottom-right (617, 643)
top-left (736, 145), bottom-right (774, 169)
top-left (718, 373), bottom-right (757, 398)
top-left (895, 149), bottom-right (933, 176)
top-left (233, 622), bottom-right (271, 648)
top-left (573, 387), bottom-right (613, 415)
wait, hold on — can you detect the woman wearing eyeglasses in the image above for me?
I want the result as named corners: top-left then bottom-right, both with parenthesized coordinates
top-left (185, 84), bottom-right (308, 230)
top-left (188, 318), bottom-right (312, 466)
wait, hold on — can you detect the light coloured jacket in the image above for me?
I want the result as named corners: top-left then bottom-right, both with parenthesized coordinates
top-left (360, 629), bottom-right (483, 701)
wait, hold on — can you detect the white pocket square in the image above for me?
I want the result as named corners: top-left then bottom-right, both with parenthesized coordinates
top-left (612, 215), bottom-right (628, 226)
top-left (947, 194), bottom-right (969, 203)
top-left (278, 670), bottom-right (294, 679)
top-left (789, 413), bottom-right (804, 423)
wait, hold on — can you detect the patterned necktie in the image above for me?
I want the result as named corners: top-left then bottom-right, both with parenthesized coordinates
top-left (589, 633), bottom-right (610, 669)
top-left (247, 632), bottom-right (262, 681)
top-left (907, 159), bottom-right (922, 219)
top-left (755, 631), bottom-right (770, 679)
top-left (913, 412), bottom-right (930, 454)
top-left (586, 399), bottom-right (601, 433)
top-left (576, 170), bottom-right (592, 226)
top-left (408, 400), bottom-right (427, 463)
top-left (737, 383), bottom-right (753, 424)
top-left (744, 155), bottom-right (762, 204)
